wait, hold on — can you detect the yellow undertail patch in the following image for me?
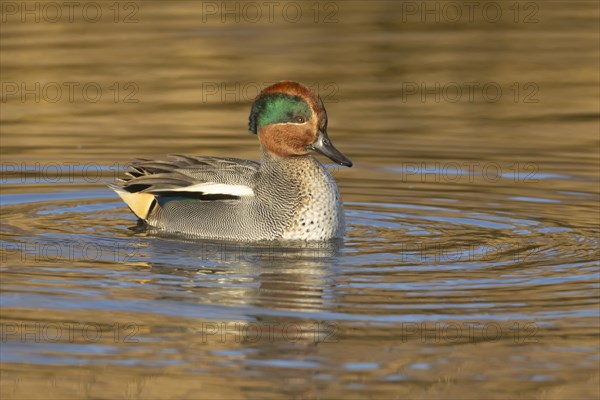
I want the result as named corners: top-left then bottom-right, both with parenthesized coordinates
top-left (109, 185), bottom-right (156, 220)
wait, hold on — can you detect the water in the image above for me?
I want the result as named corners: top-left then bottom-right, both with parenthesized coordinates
top-left (1, 1), bottom-right (599, 399)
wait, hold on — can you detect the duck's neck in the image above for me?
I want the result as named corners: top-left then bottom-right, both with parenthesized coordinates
top-left (258, 149), bottom-right (333, 192)
top-left (260, 148), bottom-right (321, 171)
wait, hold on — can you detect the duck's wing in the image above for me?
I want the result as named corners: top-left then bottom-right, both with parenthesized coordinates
top-left (110, 154), bottom-right (260, 220)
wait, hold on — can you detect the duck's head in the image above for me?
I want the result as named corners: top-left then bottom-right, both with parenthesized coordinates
top-left (249, 81), bottom-right (352, 167)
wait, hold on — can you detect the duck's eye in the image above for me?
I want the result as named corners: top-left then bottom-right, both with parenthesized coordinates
top-left (294, 116), bottom-right (306, 123)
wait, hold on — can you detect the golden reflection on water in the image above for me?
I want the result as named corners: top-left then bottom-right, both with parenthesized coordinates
top-left (1, 1), bottom-right (599, 399)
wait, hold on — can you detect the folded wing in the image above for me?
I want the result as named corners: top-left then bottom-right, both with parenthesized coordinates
top-left (110, 154), bottom-right (260, 220)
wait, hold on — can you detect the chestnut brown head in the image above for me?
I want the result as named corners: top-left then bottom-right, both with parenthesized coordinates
top-left (249, 81), bottom-right (352, 167)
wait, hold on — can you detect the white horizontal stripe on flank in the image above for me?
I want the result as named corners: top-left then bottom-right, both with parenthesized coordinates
top-left (171, 182), bottom-right (254, 196)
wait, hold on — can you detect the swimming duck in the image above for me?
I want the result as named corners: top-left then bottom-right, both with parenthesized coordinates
top-left (111, 81), bottom-right (352, 241)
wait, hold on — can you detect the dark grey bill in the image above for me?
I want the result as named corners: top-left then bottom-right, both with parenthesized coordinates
top-left (310, 130), bottom-right (353, 167)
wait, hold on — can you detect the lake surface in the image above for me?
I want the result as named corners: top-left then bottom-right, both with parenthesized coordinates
top-left (1, 1), bottom-right (599, 399)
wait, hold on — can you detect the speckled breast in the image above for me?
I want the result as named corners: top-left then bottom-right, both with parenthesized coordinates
top-left (282, 164), bottom-right (345, 240)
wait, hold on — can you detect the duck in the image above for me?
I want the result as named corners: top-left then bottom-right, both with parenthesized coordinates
top-left (110, 81), bottom-right (352, 241)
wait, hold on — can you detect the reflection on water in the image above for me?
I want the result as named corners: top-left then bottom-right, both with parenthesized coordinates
top-left (1, 1), bottom-right (599, 399)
